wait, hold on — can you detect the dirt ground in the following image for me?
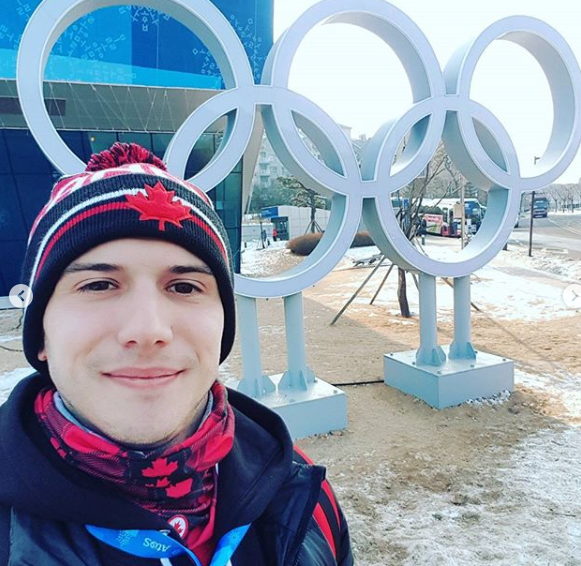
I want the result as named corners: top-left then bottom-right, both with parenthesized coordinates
top-left (1, 253), bottom-right (580, 564)
top-left (230, 259), bottom-right (581, 565)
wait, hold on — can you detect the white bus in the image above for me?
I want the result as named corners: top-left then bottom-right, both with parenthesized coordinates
top-left (420, 198), bottom-right (484, 237)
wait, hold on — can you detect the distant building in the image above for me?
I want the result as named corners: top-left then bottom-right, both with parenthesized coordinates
top-left (250, 123), bottom-right (356, 197)
top-left (251, 135), bottom-right (291, 193)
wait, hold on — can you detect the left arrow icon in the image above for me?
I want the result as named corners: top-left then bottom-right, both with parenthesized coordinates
top-left (9, 285), bottom-right (33, 309)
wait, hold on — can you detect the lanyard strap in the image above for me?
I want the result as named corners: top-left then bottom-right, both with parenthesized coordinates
top-left (86, 523), bottom-right (250, 566)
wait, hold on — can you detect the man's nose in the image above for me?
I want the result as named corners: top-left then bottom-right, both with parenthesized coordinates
top-left (116, 287), bottom-right (173, 349)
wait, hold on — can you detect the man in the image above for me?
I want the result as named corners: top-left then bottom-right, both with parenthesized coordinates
top-left (0, 143), bottom-right (352, 565)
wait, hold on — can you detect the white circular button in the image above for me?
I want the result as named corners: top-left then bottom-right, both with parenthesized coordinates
top-left (9, 284), bottom-right (33, 309)
top-left (563, 284), bottom-right (581, 309)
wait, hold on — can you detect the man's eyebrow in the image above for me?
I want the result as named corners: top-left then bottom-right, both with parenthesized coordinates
top-left (62, 263), bottom-right (214, 276)
top-left (63, 263), bottom-right (120, 274)
top-left (169, 265), bottom-right (214, 276)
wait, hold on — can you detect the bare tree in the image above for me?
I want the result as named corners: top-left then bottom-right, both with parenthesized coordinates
top-left (395, 144), bottom-right (450, 317)
top-left (544, 182), bottom-right (581, 212)
top-left (277, 176), bottom-right (328, 233)
top-left (561, 184), bottom-right (577, 212)
top-left (545, 184), bottom-right (560, 211)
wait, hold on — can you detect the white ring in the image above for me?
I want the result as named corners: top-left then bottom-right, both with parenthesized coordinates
top-left (444, 16), bottom-right (581, 191)
top-left (16, 0), bottom-right (253, 174)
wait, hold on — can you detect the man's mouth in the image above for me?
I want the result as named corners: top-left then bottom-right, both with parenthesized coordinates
top-left (102, 368), bottom-right (184, 386)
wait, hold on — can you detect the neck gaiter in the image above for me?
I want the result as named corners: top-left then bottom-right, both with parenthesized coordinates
top-left (35, 381), bottom-right (235, 566)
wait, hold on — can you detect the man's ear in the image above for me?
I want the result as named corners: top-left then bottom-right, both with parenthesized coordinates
top-left (38, 336), bottom-right (47, 361)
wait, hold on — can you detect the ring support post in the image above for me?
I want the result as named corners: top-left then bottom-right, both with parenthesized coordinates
top-left (235, 295), bottom-right (275, 399)
top-left (279, 293), bottom-right (316, 391)
top-left (415, 273), bottom-right (446, 367)
top-left (449, 276), bottom-right (477, 360)
top-left (384, 274), bottom-right (514, 409)
top-left (228, 293), bottom-right (347, 439)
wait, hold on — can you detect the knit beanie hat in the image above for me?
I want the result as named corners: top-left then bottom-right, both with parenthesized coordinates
top-left (21, 142), bottom-right (235, 374)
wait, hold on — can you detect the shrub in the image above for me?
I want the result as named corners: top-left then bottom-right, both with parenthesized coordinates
top-left (351, 231), bottom-right (375, 248)
top-left (287, 231), bottom-right (376, 255)
top-left (286, 232), bottom-right (323, 255)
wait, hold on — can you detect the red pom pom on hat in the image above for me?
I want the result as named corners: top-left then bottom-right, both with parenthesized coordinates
top-left (86, 141), bottom-right (167, 172)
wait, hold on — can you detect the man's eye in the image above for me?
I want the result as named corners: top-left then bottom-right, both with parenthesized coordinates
top-left (78, 281), bottom-right (115, 293)
top-left (170, 282), bottom-right (201, 295)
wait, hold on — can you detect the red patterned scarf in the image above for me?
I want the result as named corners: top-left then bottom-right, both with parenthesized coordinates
top-left (34, 381), bottom-right (235, 566)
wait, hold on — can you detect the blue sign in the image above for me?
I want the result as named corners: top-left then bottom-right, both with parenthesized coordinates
top-left (260, 206), bottom-right (279, 219)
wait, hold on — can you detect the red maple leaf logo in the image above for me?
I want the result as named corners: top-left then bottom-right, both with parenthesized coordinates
top-left (166, 478), bottom-right (193, 499)
top-left (125, 181), bottom-right (192, 231)
top-left (144, 478), bottom-right (171, 489)
top-left (141, 457), bottom-right (178, 478)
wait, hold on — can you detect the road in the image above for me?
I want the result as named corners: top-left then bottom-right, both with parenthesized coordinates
top-left (509, 213), bottom-right (581, 259)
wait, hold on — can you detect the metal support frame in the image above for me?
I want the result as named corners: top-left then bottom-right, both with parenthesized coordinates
top-left (415, 273), bottom-right (446, 367)
top-left (230, 293), bottom-right (345, 438)
top-left (386, 273), bottom-right (512, 409)
top-left (279, 293), bottom-right (316, 390)
top-left (236, 295), bottom-right (275, 398)
top-left (449, 275), bottom-right (477, 359)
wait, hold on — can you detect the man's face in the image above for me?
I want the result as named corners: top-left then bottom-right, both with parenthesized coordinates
top-left (39, 238), bottom-right (224, 448)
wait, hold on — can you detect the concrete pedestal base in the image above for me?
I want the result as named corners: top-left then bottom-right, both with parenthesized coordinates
top-left (384, 346), bottom-right (514, 409)
top-left (226, 374), bottom-right (347, 439)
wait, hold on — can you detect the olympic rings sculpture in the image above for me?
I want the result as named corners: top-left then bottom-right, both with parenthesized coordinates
top-left (16, 0), bottom-right (581, 298)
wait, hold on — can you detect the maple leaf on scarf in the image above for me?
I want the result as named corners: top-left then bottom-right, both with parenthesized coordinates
top-left (125, 181), bottom-right (192, 231)
top-left (142, 457), bottom-right (178, 477)
top-left (166, 478), bottom-right (194, 499)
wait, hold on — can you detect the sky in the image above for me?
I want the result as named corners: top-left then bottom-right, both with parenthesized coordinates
top-left (272, 0), bottom-right (581, 184)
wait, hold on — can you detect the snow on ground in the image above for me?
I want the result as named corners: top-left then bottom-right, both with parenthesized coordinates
top-left (322, 241), bottom-right (577, 322)
top-left (239, 240), bottom-right (295, 277)
top-left (329, 363), bottom-right (581, 566)
top-left (0, 367), bottom-right (33, 403)
top-left (342, 245), bottom-right (384, 264)
top-left (504, 243), bottom-right (581, 282)
top-left (465, 390), bottom-right (512, 407)
top-left (517, 368), bottom-right (581, 422)
top-left (242, 234), bottom-right (581, 321)
top-left (552, 209), bottom-right (581, 216)
top-left (339, 425), bottom-right (581, 566)
top-left (468, 264), bottom-right (573, 322)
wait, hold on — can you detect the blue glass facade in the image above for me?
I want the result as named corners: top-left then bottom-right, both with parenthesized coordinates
top-left (0, 1), bottom-right (272, 295)
top-left (0, 1), bottom-right (272, 87)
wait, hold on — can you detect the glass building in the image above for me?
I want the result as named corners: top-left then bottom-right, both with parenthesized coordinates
top-left (0, 0), bottom-right (273, 295)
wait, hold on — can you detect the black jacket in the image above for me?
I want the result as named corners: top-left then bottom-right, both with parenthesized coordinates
top-left (0, 374), bottom-right (352, 565)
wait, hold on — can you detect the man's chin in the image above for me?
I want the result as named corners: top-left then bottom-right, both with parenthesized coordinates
top-left (103, 424), bottom-right (184, 451)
